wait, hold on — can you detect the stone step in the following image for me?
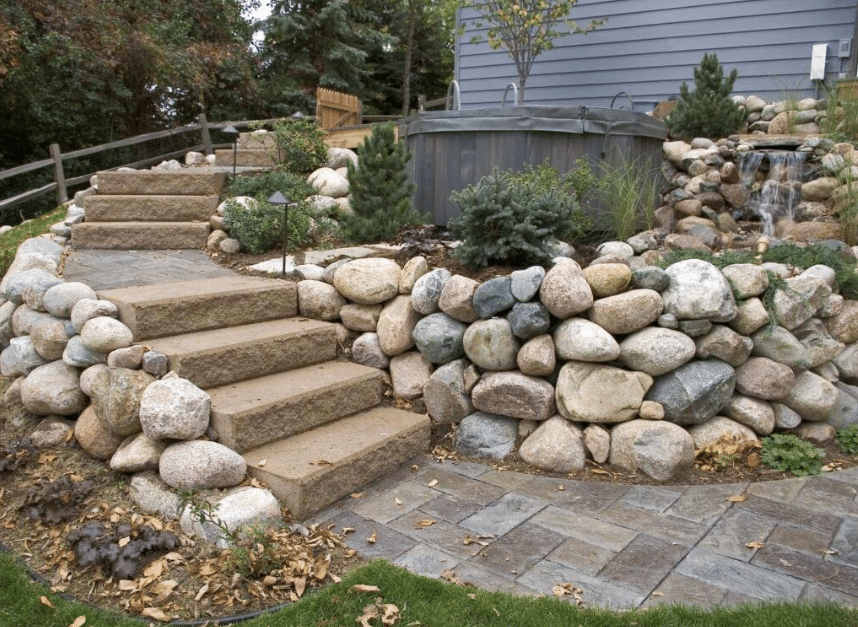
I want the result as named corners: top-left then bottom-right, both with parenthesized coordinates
top-left (143, 318), bottom-right (337, 389)
top-left (84, 195), bottom-right (220, 222)
top-left (99, 276), bottom-right (297, 340)
top-left (243, 407), bottom-right (431, 520)
top-left (96, 170), bottom-right (226, 195)
top-left (70, 221), bottom-right (210, 250)
top-left (238, 132), bottom-right (276, 149)
top-left (208, 361), bottom-right (385, 453)
top-left (215, 149), bottom-right (279, 168)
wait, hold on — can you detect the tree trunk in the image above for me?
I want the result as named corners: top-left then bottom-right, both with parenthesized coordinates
top-left (401, 0), bottom-right (418, 117)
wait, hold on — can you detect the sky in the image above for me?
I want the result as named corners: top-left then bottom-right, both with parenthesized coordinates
top-left (246, 1), bottom-right (272, 45)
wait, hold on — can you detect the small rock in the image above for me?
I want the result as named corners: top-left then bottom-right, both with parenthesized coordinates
top-left (619, 327), bottom-right (696, 376)
top-left (107, 345), bottom-right (146, 369)
top-left (340, 303), bottom-right (382, 332)
top-left (798, 423), bottom-right (836, 443)
top-left (298, 280), bottom-right (347, 321)
top-left (21, 360), bottom-right (86, 416)
top-left (539, 258), bottom-right (593, 319)
top-left (333, 258), bottom-right (401, 305)
top-left (142, 351), bottom-right (169, 378)
top-left (646, 360), bottom-right (736, 425)
top-left (583, 424), bottom-right (611, 463)
top-left (351, 333), bottom-right (390, 369)
top-left (588, 289), bottom-right (664, 335)
top-left (90, 367), bottom-right (155, 436)
top-left (780, 370), bottom-right (839, 422)
top-left (735, 357), bottom-right (795, 400)
top-left (377, 295), bottom-right (421, 356)
top-left (556, 362), bottom-right (652, 423)
top-left (507, 302), bottom-right (551, 340)
top-left (721, 264), bottom-right (769, 298)
top-left (553, 318), bottom-right (620, 362)
top-left (181, 487), bottom-right (282, 547)
top-left (722, 394), bottom-right (775, 435)
top-left (510, 266), bottom-right (545, 301)
top-left (70, 299), bottom-right (118, 334)
top-left (43, 282), bottom-right (98, 317)
top-left (75, 405), bottom-right (126, 460)
top-left (516, 335), bottom-right (556, 377)
top-left (411, 312), bottom-right (468, 364)
top-left (694, 325), bottom-right (753, 367)
top-left (638, 400), bottom-right (665, 420)
top-left (472, 276), bottom-right (515, 319)
top-left (140, 377), bottom-right (211, 441)
top-left (129, 471), bottom-right (183, 520)
top-left (438, 275), bottom-right (479, 323)
top-left (687, 416), bottom-right (758, 450)
top-left (80, 317), bottom-right (134, 353)
top-left (30, 417), bottom-right (75, 448)
top-left (110, 433), bottom-right (168, 473)
top-left (582, 263), bottom-right (632, 298)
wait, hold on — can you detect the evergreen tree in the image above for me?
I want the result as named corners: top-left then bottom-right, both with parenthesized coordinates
top-left (667, 53), bottom-right (745, 139)
top-left (343, 124), bottom-right (423, 242)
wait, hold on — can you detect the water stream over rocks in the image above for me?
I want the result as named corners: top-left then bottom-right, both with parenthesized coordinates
top-left (739, 150), bottom-right (806, 237)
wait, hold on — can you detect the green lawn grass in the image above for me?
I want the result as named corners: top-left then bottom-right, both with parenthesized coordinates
top-left (0, 206), bottom-right (66, 279)
top-left (1, 551), bottom-right (855, 627)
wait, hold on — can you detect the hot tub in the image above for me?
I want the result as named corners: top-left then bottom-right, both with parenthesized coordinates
top-left (398, 105), bottom-right (668, 227)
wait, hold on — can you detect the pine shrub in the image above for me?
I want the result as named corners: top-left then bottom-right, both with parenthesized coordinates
top-left (342, 123), bottom-right (423, 243)
top-left (448, 161), bottom-right (591, 269)
top-left (666, 53), bottom-right (745, 139)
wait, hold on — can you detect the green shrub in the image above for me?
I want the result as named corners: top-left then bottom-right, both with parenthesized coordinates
top-left (448, 161), bottom-right (592, 269)
top-left (342, 123), bottom-right (423, 243)
top-left (223, 197), bottom-right (315, 254)
top-left (666, 53), bottom-right (745, 139)
top-left (837, 425), bottom-right (858, 455)
top-left (760, 433), bottom-right (825, 477)
top-left (227, 169), bottom-right (315, 203)
top-left (271, 118), bottom-right (329, 174)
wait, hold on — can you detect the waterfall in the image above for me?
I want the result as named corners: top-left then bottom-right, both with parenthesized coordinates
top-left (739, 150), bottom-right (806, 237)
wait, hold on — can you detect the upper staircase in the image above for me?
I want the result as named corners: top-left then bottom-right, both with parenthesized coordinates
top-left (98, 274), bottom-right (430, 521)
top-left (71, 170), bottom-right (224, 249)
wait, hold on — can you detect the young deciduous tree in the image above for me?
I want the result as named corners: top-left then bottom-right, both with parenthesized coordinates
top-left (464, 0), bottom-right (605, 101)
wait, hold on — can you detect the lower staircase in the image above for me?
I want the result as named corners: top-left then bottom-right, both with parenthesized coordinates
top-left (99, 275), bottom-right (431, 520)
top-left (71, 170), bottom-right (224, 249)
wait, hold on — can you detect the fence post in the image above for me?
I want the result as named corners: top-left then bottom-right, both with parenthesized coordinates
top-left (198, 113), bottom-right (214, 155)
top-left (50, 143), bottom-right (68, 205)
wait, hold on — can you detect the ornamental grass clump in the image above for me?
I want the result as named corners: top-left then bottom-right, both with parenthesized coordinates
top-left (448, 160), bottom-right (592, 268)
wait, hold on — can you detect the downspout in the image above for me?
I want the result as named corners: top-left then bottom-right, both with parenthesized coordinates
top-left (850, 1), bottom-right (858, 77)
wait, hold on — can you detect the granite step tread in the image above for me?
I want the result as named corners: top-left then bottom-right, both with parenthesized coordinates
top-left (84, 195), bottom-right (220, 223)
top-left (96, 170), bottom-right (226, 195)
top-left (142, 317), bottom-right (337, 388)
top-left (243, 407), bottom-right (432, 520)
top-left (99, 276), bottom-right (297, 340)
top-left (208, 361), bottom-right (384, 453)
top-left (70, 221), bottom-right (210, 250)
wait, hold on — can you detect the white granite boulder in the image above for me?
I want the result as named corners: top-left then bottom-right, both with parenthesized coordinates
top-left (21, 360), bottom-right (87, 416)
top-left (130, 471), bottom-right (183, 520)
top-left (308, 167), bottom-right (349, 197)
top-left (80, 317), bottom-right (134, 353)
top-left (722, 394), bottom-right (775, 435)
top-left (519, 416), bottom-right (586, 473)
top-left (411, 268), bottom-right (452, 314)
top-left (333, 258), bottom-right (402, 305)
top-left (553, 318), bottom-right (621, 362)
top-left (298, 280), bottom-right (347, 320)
top-left (110, 433), bottom-right (168, 473)
top-left (180, 487), bottom-right (282, 547)
top-left (609, 420), bottom-right (695, 481)
top-left (555, 362), bottom-right (652, 423)
top-left (618, 327), bottom-right (696, 376)
top-left (139, 377), bottom-right (211, 440)
top-left (43, 282), bottom-right (98, 317)
top-left (662, 259), bottom-right (737, 322)
top-left (159, 440), bottom-right (247, 490)
top-left (1, 336), bottom-right (48, 377)
top-left (539, 258), bottom-right (593, 318)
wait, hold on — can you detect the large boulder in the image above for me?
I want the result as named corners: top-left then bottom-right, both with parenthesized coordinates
top-left (618, 327), bottom-right (696, 376)
top-left (588, 289), bottom-right (663, 335)
top-left (555, 362), bottom-right (652, 423)
top-left (553, 318), bottom-right (620, 363)
top-left (308, 167), bottom-right (349, 197)
top-left (139, 377), bottom-right (211, 440)
top-left (519, 416), bottom-right (586, 473)
top-left (779, 370), bottom-right (839, 422)
top-left (471, 371), bottom-right (556, 421)
top-left (21, 360), bottom-right (87, 416)
top-left (609, 420), bottom-right (695, 481)
top-left (423, 359), bottom-right (473, 423)
top-left (646, 360), bottom-right (735, 425)
top-left (539, 258), bottom-right (593, 318)
top-left (411, 313), bottom-right (468, 364)
top-left (43, 282), bottom-right (98, 317)
top-left (80, 317), bottom-right (134, 354)
top-left (662, 259), bottom-right (737, 322)
top-left (90, 367), bottom-right (156, 436)
top-left (377, 295), bottom-right (421, 356)
top-left (722, 394), bottom-right (775, 435)
top-left (463, 318), bottom-right (520, 371)
top-left (411, 268), bottom-right (452, 314)
top-left (297, 280), bottom-right (347, 320)
top-left (180, 487), bottom-right (282, 547)
top-left (751, 325), bottom-right (810, 372)
top-left (687, 416), bottom-right (759, 450)
top-left (159, 440), bottom-right (247, 490)
top-left (333, 258), bottom-right (401, 305)
top-left (74, 405), bottom-right (126, 460)
top-left (734, 357), bottom-right (795, 400)
top-left (454, 412), bottom-right (518, 460)
top-left (721, 264), bottom-right (769, 299)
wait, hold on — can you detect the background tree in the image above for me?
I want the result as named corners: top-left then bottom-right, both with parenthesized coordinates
top-left (463, 0), bottom-right (604, 101)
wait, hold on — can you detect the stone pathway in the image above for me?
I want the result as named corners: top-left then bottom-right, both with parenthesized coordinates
top-left (63, 248), bottom-right (858, 611)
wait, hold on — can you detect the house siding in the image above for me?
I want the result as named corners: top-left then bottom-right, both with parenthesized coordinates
top-left (456, 0), bottom-right (858, 109)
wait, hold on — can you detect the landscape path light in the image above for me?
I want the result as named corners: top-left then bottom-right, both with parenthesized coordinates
top-left (268, 191), bottom-right (293, 275)
top-left (222, 124), bottom-right (239, 177)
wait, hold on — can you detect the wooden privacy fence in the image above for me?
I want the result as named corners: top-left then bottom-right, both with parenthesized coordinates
top-left (316, 88), bottom-right (362, 129)
top-left (0, 114), bottom-right (282, 216)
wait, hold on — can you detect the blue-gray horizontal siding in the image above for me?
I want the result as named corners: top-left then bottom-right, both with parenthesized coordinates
top-left (456, 0), bottom-right (858, 109)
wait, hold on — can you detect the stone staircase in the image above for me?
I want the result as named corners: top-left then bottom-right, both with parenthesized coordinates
top-left (98, 275), bottom-right (431, 520)
top-left (71, 170), bottom-right (224, 249)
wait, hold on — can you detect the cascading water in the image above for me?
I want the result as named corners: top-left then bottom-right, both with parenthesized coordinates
top-left (738, 150), bottom-right (806, 237)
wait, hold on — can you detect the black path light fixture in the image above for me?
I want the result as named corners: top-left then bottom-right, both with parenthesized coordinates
top-left (222, 124), bottom-right (239, 177)
top-left (268, 191), bottom-right (292, 275)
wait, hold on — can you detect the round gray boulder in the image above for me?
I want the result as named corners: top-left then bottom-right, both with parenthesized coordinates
top-left (21, 360), bottom-right (87, 416)
top-left (43, 282), bottom-right (98, 317)
top-left (412, 312), bottom-right (468, 364)
top-left (454, 412), bottom-right (519, 460)
top-left (646, 359), bottom-right (736, 425)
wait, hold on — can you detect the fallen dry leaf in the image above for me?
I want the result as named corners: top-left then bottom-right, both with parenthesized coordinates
top-left (427, 479), bottom-right (439, 487)
top-left (552, 582), bottom-right (585, 607)
top-left (39, 595), bottom-right (54, 608)
top-left (651, 591), bottom-right (664, 597)
top-left (350, 584), bottom-right (382, 593)
top-left (310, 459), bottom-right (332, 466)
top-left (117, 580), bottom-right (137, 592)
top-left (68, 617), bottom-right (86, 627)
top-left (393, 497), bottom-right (403, 506)
top-left (727, 493), bottom-right (747, 503)
top-left (257, 459), bottom-right (267, 467)
top-left (366, 530), bottom-right (377, 544)
top-left (745, 541), bottom-right (765, 550)
top-left (357, 602), bottom-right (400, 627)
top-left (351, 492), bottom-right (364, 499)
top-left (780, 558), bottom-right (793, 567)
top-left (141, 606), bottom-right (169, 621)
top-left (415, 519), bottom-right (436, 528)
top-left (194, 583), bottom-right (209, 602)
top-left (440, 569), bottom-right (459, 584)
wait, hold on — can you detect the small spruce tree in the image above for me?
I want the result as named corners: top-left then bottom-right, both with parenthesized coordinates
top-left (343, 124), bottom-right (423, 242)
top-left (667, 53), bottom-right (745, 139)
